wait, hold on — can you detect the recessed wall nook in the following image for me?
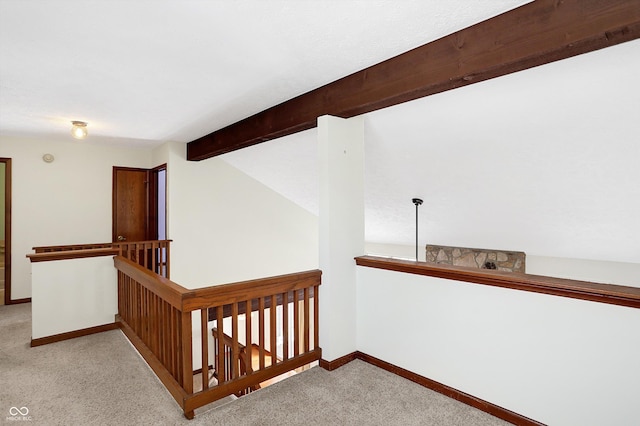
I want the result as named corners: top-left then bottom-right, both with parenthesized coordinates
top-left (425, 244), bottom-right (526, 273)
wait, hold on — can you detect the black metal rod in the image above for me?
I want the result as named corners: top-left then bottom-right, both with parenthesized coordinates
top-left (412, 198), bottom-right (423, 262)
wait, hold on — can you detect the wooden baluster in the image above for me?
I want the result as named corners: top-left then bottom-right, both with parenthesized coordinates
top-left (244, 300), bottom-right (253, 375)
top-left (166, 304), bottom-right (173, 378)
top-left (225, 342), bottom-right (231, 383)
top-left (149, 291), bottom-right (155, 354)
top-left (212, 326), bottom-right (219, 385)
top-left (133, 278), bottom-right (138, 330)
top-left (170, 306), bottom-right (177, 381)
top-left (181, 311), bottom-right (193, 394)
top-left (148, 289), bottom-right (153, 348)
top-left (258, 297), bottom-right (265, 370)
top-left (128, 276), bottom-right (133, 324)
top-left (293, 290), bottom-right (300, 357)
top-left (151, 244), bottom-right (157, 274)
top-left (200, 309), bottom-right (209, 391)
top-left (147, 291), bottom-right (153, 352)
top-left (282, 292), bottom-right (289, 361)
top-left (145, 288), bottom-right (150, 345)
top-left (167, 303), bottom-right (173, 376)
top-left (270, 295), bottom-right (277, 366)
top-left (145, 288), bottom-right (151, 347)
top-left (117, 271), bottom-right (122, 315)
top-left (176, 310), bottom-right (183, 385)
top-left (130, 276), bottom-right (135, 326)
top-left (153, 294), bottom-right (158, 356)
top-left (216, 307), bottom-right (225, 384)
top-left (123, 274), bottom-right (128, 323)
top-left (166, 243), bottom-right (170, 278)
top-left (314, 285), bottom-right (319, 351)
top-left (304, 287), bottom-right (310, 353)
top-left (231, 303), bottom-right (239, 379)
top-left (134, 282), bottom-right (140, 336)
top-left (141, 288), bottom-right (147, 344)
top-left (158, 299), bottom-right (164, 367)
top-left (158, 299), bottom-right (163, 367)
top-left (117, 271), bottom-right (122, 318)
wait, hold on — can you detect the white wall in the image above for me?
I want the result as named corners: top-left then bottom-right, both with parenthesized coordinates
top-left (0, 136), bottom-right (153, 300)
top-left (527, 255), bottom-right (640, 287)
top-left (356, 266), bottom-right (640, 426)
top-left (365, 242), bottom-right (426, 262)
top-left (318, 115), bottom-right (364, 361)
top-left (31, 255), bottom-right (117, 339)
top-left (163, 142), bottom-right (318, 289)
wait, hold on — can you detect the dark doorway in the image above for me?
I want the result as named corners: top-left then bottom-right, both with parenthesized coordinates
top-left (149, 164), bottom-right (167, 241)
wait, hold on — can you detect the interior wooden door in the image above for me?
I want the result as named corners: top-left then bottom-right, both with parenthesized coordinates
top-left (113, 167), bottom-right (149, 242)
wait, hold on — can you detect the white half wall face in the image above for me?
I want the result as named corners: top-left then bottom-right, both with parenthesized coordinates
top-left (31, 256), bottom-right (117, 339)
top-left (356, 266), bottom-right (640, 426)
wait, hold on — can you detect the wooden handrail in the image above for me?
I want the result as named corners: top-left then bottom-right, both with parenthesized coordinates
top-left (114, 256), bottom-right (186, 309)
top-left (27, 248), bottom-right (119, 262)
top-left (31, 240), bottom-right (172, 278)
top-left (32, 242), bottom-right (114, 253)
top-left (207, 287), bottom-right (315, 322)
top-left (113, 256), bottom-right (322, 419)
top-left (355, 255), bottom-right (640, 309)
top-left (212, 327), bottom-right (246, 351)
top-left (182, 270), bottom-right (321, 312)
top-left (32, 239), bottom-right (173, 253)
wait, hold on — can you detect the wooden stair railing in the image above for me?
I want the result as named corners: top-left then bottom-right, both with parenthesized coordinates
top-left (113, 255), bottom-right (321, 419)
top-left (34, 240), bottom-right (171, 277)
top-left (210, 328), bottom-right (258, 396)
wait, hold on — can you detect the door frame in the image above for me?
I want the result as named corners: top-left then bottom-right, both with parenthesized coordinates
top-left (1, 158), bottom-right (19, 305)
top-left (148, 163), bottom-right (167, 241)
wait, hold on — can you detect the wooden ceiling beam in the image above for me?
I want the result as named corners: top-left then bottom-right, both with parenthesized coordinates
top-left (187, 0), bottom-right (640, 161)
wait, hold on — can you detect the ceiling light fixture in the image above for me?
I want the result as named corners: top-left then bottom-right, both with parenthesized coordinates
top-left (71, 120), bottom-right (88, 139)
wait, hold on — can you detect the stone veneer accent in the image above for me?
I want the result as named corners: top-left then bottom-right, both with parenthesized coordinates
top-left (425, 245), bottom-right (526, 273)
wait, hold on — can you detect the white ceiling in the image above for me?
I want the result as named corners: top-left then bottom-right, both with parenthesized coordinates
top-left (0, 0), bottom-right (528, 144)
top-left (1, 0), bottom-right (638, 263)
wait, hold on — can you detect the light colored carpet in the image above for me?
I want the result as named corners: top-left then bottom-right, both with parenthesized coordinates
top-left (0, 303), bottom-right (510, 425)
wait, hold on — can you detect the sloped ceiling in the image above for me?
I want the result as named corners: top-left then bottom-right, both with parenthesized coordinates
top-left (222, 40), bottom-right (640, 264)
top-left (1, 1), bottom-right (638, 263)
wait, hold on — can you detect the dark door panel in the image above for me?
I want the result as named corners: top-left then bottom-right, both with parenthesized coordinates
top-left (113, 167), bottom-right (149, 242)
